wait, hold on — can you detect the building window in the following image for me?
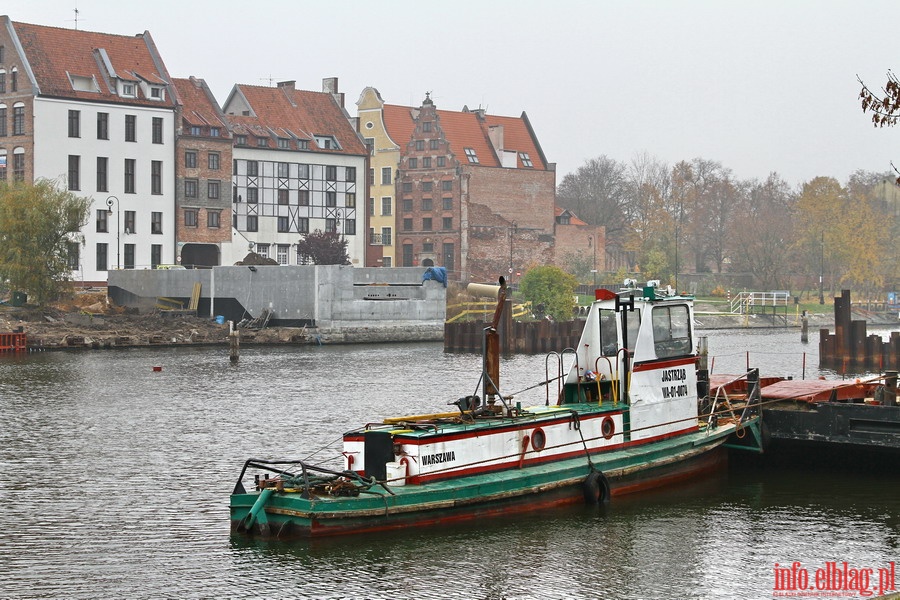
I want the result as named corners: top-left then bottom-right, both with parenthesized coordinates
top-left (519, 152), bottom-right (533, 168)
top-left (247, 215), bottom-right (258, 232)
top-left (423, 157), bottom-right (431, 168)
top-left (207, 211), bottom-right (220, 228)
top-left (409, 157), bottom-right (418, 169)
top-left (185, 151), bottom-right (197, 168)
top-left (381, 227), bottom-right (392, 246)
top-left (246, 187), bottom-right (258, 203)
top-left (117, 243), bottom-right (137, 272)
top-left (325, 165), bottom-right (337, 181)
top-left (0, 72), bottom-right (4, 94)
top-left (422, 217), bottom-right (432, 231)
top-left (326, 191), bottom-right (336, 206)
top-left (67, 242), bottom-right (80, 270)
top-left (437, 156), bottom-right (445, 167)
top-left (402, 182), bottom-right (412, 193)
top-left (124, 210), bottom-right (135, 234)
top-left (210, 127), bottom-right (220, 137)
top-left (185, 209), bottom-right (198, 227)
top-left (247, 161), bottom-right (258, 176)
top-left (277, 244), bottom-right (289, 265)
top-left (443, 196), bottom-right (453, 210)
top-left (298, 139), bottom-right (309, 150)
top-left (96, 243), bottom-right (108, 272)
top-left (125, 115), bottom-right (136, 142)
top-left (151, 211), bottom-right (162, 234)
top-left (383, 256), bottom-right (392, 268)
top-left (97, 112), bottom-right (109, 140)
top-left (68, 110), bottom-right (80, 138)
top-left (423, 242), bottom-right (433, 253)
top-left (422, 198), bottom-right (433, 211)
top-left (96, 209), bottom-right (109, 233)
top-left (0, 152), bottom-right (5, 181)
top-left (402, 244), bottom-right (413, 267)
top-left (381, 167), bottom-right (392, 185)
top-left (346, 192), bottom-right (356, 207)
top-left (422, 181), bottom-right (433, 192)
top-left (150, 87), bottom-right (162, 100)
top-left (124, 159), bottom-right (135, 193)
top-left (68, 155), bottom-right (80, 190)
top-left (13, 105), bottom-right (24, 135)
top-left (277, 138), bottom-right (290, 149)
top-left (381, 197), bottom-right (392, 216)
top-left (346, 166), bottom-right (356, 182)
top-left (208, 152), bottom-right (219, 170)
top-left (415, 140), bottom-right (425, 151)
top-left (442, 217), bottom-right (453, 230)
top-left (278, 216), bottom-right (289, 232)
top-left (423, 121), bottom-right (432, 132)
top-left (298, 189), bottom-right (309, 206)
top-left (277, 162), bottom-right (289, 178)
top-left (152, 117), bottom-right (163, 144)
top-left (190, 126), bottom-right (202, 136)
top-left (430, 139), bottom-right (439, 150)
top-left (298, 164), bottom-right (310, 179)
top-left (464, 147), bottom-right (478, 163)
top-left (208, 180), bottom-right (220, 199)
top-left (235, 135), bottom-right (247, 145)
top-left (12, 152), bottom-right (24, 180)
top-left (325, 218), bottom-right (337, 233)
top-left (0, 107), bottom-right (6, 136)
top-left (185, 179), bottom-right (198, 198)
top-left (442, 180), bottom-right (453, 192)
top-left (257, 244), bottom-right (269, 258)
top-left (122, 83), bottom-right (134, 97)
top-left (151, 244), bottom-right (162, 268)
top-left (10, 69), bottom-right (17, 92)
top-left (96, 157), bottom-right (108, 192)
top-left (403, 217), bottom-right (413, 231)
top-left (299, 217), bottom-right (309, 233)
top-left (402, 198), bottom-right (413, 212)
top-left (443, 243), bottom-right (455, 271)
top-left (151, 161), bottom-right (162, 195)
top-left (345, 219), bottom-right (356, 235)
top-left (278, 189), bottom-right (289, 205)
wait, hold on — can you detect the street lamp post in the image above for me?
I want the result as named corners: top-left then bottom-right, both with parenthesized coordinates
top-left (106, 196), bottom-right (120, 270)
top-left (588, 235), bottom-right (597, 289)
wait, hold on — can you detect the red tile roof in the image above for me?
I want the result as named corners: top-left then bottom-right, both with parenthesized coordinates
top-left (381, 101), bottom-right (548, 170)
top-left (171, 76), bottom-right (230, 133)
top-left (10, 20), bottom-right (174, 107)
top-left (227, 83), bottom-right (366, 156)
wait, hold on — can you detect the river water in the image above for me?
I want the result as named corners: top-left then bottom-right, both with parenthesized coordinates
top-left (1, 328), bottom-right (899, 599)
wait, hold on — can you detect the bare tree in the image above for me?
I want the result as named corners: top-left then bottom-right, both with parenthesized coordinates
top-left (557, 156), bottom-right (630, 236)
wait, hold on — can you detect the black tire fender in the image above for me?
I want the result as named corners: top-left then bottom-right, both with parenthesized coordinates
top-left (582, 469), bottom-right (610, 504)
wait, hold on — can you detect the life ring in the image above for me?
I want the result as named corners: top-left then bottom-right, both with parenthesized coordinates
top-left (582, 470), bottom-right (610, 504)
top-left (601, 416), bottom-right (615, 440)
top-left (531, 427), bottom-right (546, 451)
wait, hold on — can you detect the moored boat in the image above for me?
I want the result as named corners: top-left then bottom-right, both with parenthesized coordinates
top-left (230, 279), bottom-right (762, 539)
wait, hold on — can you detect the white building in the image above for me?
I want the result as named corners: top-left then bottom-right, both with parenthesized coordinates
top-left (222, 78), bottom-right (367, 266)
top-left (0, 17), bottom-right (177, 285)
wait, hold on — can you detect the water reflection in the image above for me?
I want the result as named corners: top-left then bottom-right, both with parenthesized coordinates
top-left (1, 336), bottom-right (899, 599)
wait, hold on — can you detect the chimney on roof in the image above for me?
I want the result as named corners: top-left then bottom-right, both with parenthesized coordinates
top-left (488, 125), bottom-right (504, 153)
top-left (322, 77), bottom-right (344, 107)
top-left (277, 80), bottom-right (296, 91)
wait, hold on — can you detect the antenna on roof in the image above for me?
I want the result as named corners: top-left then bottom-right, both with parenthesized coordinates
top-left (68, 3), bottom-right (84, 30)
top-left (259, 75), bottom-right (280, 87)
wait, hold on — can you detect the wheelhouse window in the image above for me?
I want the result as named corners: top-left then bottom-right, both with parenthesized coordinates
top-left (652, 304), bottom-right (691, 358)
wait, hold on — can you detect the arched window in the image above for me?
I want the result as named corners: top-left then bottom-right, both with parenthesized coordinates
top-left (12, 146), bottom-right (25, 181)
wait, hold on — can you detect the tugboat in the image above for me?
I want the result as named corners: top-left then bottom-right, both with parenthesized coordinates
top-left (231, 279), bottom-right (762, 538)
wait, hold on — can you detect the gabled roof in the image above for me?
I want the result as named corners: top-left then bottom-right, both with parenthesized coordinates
top-left (8, 19), bottom-right (174, 107)
top-left (171, 76), bottom-right (230, 134)
top-left (381, 100), bottom-right (548, 170)
top-left (225, 83), bottom-right (366, 156)
top-left (555, 207), bottom-right (588, 226)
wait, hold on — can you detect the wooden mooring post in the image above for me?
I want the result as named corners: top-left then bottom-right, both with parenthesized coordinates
top-left (229, 321), bottom-right (239, 362)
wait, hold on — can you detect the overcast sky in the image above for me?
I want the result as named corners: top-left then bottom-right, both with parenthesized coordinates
top-left (10, 0), bottom-right (900, 188)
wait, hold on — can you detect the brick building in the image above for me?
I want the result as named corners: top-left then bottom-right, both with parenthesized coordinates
top-left (362, 90), bottom-right (600, 285)
top-left (170, 76), bottom-right (232, 267)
